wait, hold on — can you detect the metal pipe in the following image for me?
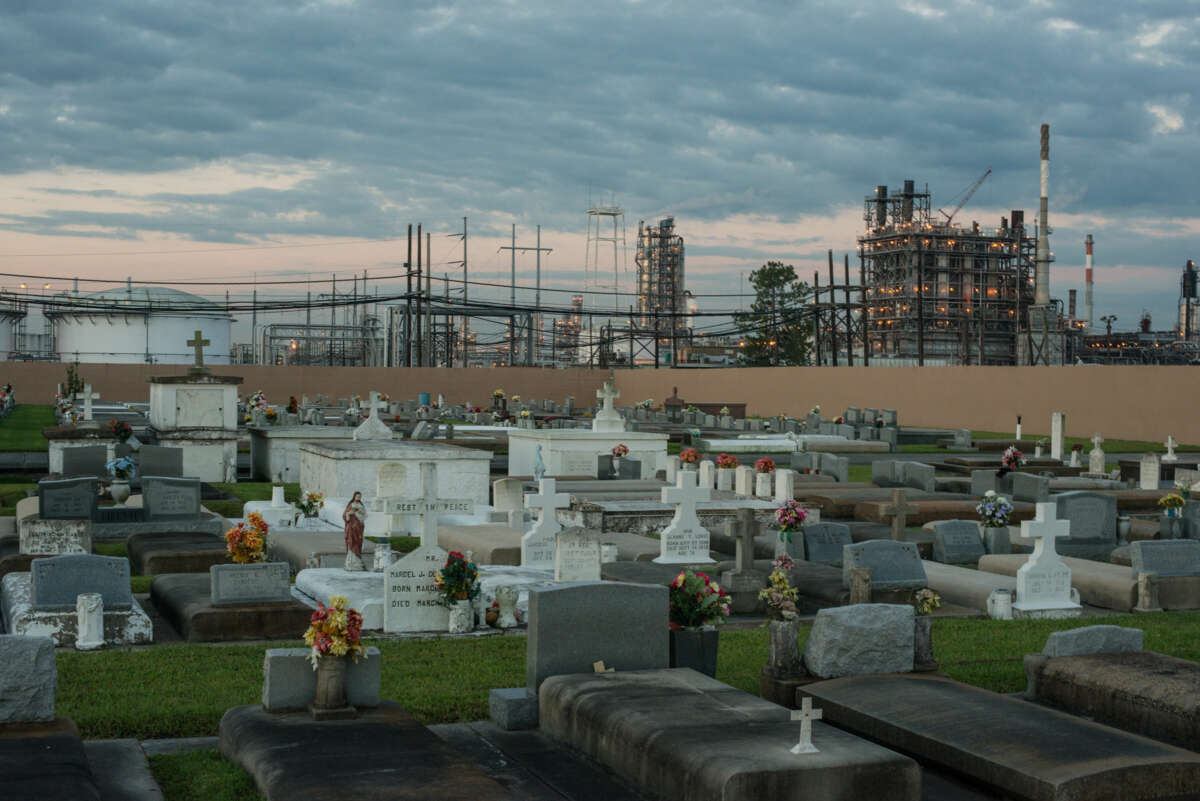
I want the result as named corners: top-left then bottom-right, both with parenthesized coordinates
top-left (1085, 234), bottom-right (1094, 333)
top-left (1035, 124), bottom-right (1051, 306)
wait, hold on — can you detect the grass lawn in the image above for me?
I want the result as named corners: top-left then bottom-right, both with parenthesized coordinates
top-left (0, 404), bottom-right (55, 451)
top-left (150, 751), bottom-right (265, 801)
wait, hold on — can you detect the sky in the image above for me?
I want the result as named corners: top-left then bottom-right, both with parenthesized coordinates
top-left (0, 0), bottom-right (1197, 343)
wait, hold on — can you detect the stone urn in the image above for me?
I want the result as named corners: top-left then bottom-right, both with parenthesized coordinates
top-left (309, 655), bottom-right (356, 720)
top-left (1117, 516), bottom-right (1131, 542)
top-left (611, 455), bottom-right (622, 475)
top-left (755, 472), bottom-right (773, 498)
top-left (913, 616), bottom-right (938, 671)
top-left (449, 599), bottom-right (474, 634)
top-left (495, 585), bottom-right (519, 628)
top-left (110, 480), bottom-right (131, 506)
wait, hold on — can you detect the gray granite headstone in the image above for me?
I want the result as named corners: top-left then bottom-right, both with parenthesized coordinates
top-left (617, 458), bottom-right (642, 480)
top-left (1055, 491), bottom-right (1117, 543)
top-left (802, 603), bottom-right (914, 678)
top-left (1010, 472), bottom-right (1050, 503)
top-left (953, 429), bottom-right (972, 448)
top-left (60, 445), bottom-right (108, 477)
top-left (880, 409), bottom-right (898, 427)
top-left (844, 408), bottom-right (862, 425)
top-left (904, 462), bottom-right (935, 493)
top-left (210, 562), bottom-right (292, 605)
top-left (931, 520), bottom-right (986, 565)
top-left (803, 523), bottom-right (853, 566)
top-left (842, 540), bottom-right (926, 591)
top-left (1130, 540), bottom-right (1200, 579)
top-left (817, 453), bottom-right (849, 483)
top-left (878, 427), bottom-right (898, 451)
top-left (142, 476), bottom-right (202, 520)
top-left (970, 470), bottom-right (998, 497)
top-left (30, 554), bottom-right (132, 611)
top-left (1180, 501), bottom-right (1200, 540)
top-left (1042, 625), bottom-right (1142, 658)
top-left (38, 478), bottom-right (99, 521)
top-left (138, 445), bottom-right (184, 478)
top-left (526, 582), bottom-right (668, 691)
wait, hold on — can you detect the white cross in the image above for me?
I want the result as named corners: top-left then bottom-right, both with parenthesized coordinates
top-left (377, 462), bottom-right (474, 547)
top-left (596, 379), bottom-right (620, 413)
top-left (1091, 432), bottom-right (1104, 451)
top-left (73, 384), bottom-right (100, 421)
top-left (1019, 501), bottom-right (1071, 559)
top-left (369, 391), bottom-right (388, 420)
top-left (661, 470), bottom-right (712, 530)
top-left (790, 697), bottom-right (822, 754)
top-left (1165, 435), bottom-right (1178, 461)
top-left (524, 477), bottom-right (571, 528)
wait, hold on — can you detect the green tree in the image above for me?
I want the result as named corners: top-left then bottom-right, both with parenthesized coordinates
top-left (734, 261), bottom-right (812, 366)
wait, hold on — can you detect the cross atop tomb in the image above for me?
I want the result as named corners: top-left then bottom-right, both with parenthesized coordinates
top-left (881, 488), bottom-right (918, 542)
top-left (377, 462), bottom-right (474, 547)
top-left (1019, 501), bottom-right (1071, 559)
top-left (661, 470), bottom-right (712, 532)
top-left (525, 477), bottom-right (571, 527)
top-left (1091, 432), bottom-right (1104, 452)
top-left (597, 377), bottom-right (619, 409)
top-left (521, 478), bottom-right (572, 570)
top-left (789, 696), bottom-right (822, 755)
top-left (73, 384), bottom-right (100, 422)
top-left (369, 391), bottom-right (388, 420)
top-left (730, 508), bottom-right (761, 572)
top-left (1164, 435), bottom-right (1179, 462)
top-left (187, 329), bottom-right (210, 374)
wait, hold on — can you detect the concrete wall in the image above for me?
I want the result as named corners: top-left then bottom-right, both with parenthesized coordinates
top-left (6, 360), bottom-right (1195, 445)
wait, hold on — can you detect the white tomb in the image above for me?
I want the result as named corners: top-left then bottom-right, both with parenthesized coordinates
top-left (591, 378), bottom-right (625, 434)
top-left (249, 424), bottom-right (351, 483)
top-left (653, 471), bottom-right (716, 564)
top-left (242, 485), bottom-right (296, 531)
top-left (521, 478), bottom-right (571, 570)
top-left (1011, 502), bottom-right (1081, 619)
top-left (507, 429), bottom-right (666, 479)
top-left (384, 463), bottom-right (455, 633)
top-left (1050, 411), bottom-right (1066, 461)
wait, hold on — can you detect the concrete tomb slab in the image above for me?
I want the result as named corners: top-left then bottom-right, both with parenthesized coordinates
top-left (150, 572), bottom-right (312, 642)
top-left (0, 634), bottom-right (57, 724)
top-left (126, 531), bottom-right (227, 575)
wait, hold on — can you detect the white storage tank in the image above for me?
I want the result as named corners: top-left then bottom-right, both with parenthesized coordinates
top-left (49, 286), bottom-right (233, 365)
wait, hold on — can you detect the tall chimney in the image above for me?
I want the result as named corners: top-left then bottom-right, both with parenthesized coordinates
top-left (1068, 289), bottom-right (1077, 319)
top-left (1035, 124), bottom-right (1051, 306)
top-left (1084, 234), bottom-right (1094, 333)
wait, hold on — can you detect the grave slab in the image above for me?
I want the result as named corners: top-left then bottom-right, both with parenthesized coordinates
top-left (539, 668), bottom-right (920, 801)
top-left (220, 701), bottom-right (515, 801)
top-left (980, 554), bottom-right (1136, 612)
top-left (922, 560), bottom-right (1016, 613)
top-left (0, 635), bottom-right (56, 723)
top-left (0, 720), bottom-right (102, 801)
top-left (150, 573), bottom-right (311, 642)
top-left (126, 532), bottom-right (227, 575)
top-left (1, 573), bottom-right (152, 647)
top-left (293, 568), bottom-right (384, 630)
top-left (803, 673), bottom-right (1200, 801)
top-left (439, 524), bottom-right (523, 566)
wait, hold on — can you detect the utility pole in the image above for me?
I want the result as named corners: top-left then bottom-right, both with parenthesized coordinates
top-left (415, 224), bottom-right (423, 367)
top-left (827, 251), bottom-right (838, 367)
top-left (844, 254), bottom-right (853, 367)
top-left (425, 230), bottom-right (433, 367)
top-left (405, 224), bottom-right (412, 367)
top-left (498, 225), bottom-right (552, 366)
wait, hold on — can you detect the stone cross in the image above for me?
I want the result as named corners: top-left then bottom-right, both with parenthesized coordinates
top-left (73, 384), bottom-right (100, 422)
top-left (1164, 435), bottom-right (1178, 463)
top-left (187, 329), bottom-right (210, 369)
top-left (732, 508), bottom-right (761, 572)
top-left (376, 462), bottom-right (474, 546)
top-left (789, 696), bottom-right (822, 755)
top-left (521, 478), bottom-right (572, 569)
top-left (1091, 432), bottom-right (1103, 450)
top-left (881, 488), bottom-right (918, 541)
top-left (596, 379), bottom-right (619, 414)
top-left (1019, 501), bottom-right (1071, 558)
top-left (525, 478), bottom-right (571, 528)
top-left (369, 391), bottom-right (389, 420)
top-left (662, 470), bottom-right (712, 533)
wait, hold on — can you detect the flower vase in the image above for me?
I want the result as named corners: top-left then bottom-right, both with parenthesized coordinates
top-left (682, 462), bottom-right (697, 472)
top-left (1118, 516), bottom-right (1131, 542)
top-left (755, 472), bottom-right (772, 498)
top-left (449, 599), bottom-right (474, 634)
top-left (1160, 514), bottom-right (1181, 540)
top-left (109, 480), bottom-right (131, 506)
top-left (612, 456), bottom-right (622, 475)
top-left (669, 626), bottom-right (719, 677)
top-left (913, 616), bottom-right (938, 672)
top-left (309, 655), bottom-right (356, 721)
top-left (766, 618), bottom-right (802, 676)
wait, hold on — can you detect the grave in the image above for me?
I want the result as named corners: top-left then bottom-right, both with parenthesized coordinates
top-left (1010, 472), bottom-right (1050, 503)
top-left (930, 520), bottom-right (985, 565)
top-left (0, 554), bottom-right (152, 647)
top-left (507, 428), bottom-right (667, 479)
top-left (554, 527), bottom-right (601, 582)
top-left (1009, 502), bottom-right (1082, 618)
top-left (1014, 490), bottom-right (1119, 560)
top-left (44, 428), bottom-right (118, 476)
top-left (383, 463), bottom-right (452, 633)
top-left (803, 673), bottom-right (1200, 801)
top-left (126, 531), bottom-right (227, 575)
top-left (802, 604), bottom-right (915, 678)
top-left (248, 424), bottom-right (351, 482)
top-left (842, 540), bottom-right (926, 595)
top-left (719, 509), bottom-right (767, 613)
top-left (150, 561), bottom-right (312, 642)
top-left (521, 478), bottom-right (571, 569)
top-left (653, 470), bottom-right (716, 564)
top-left (803, 523), bottom-right (853, 566)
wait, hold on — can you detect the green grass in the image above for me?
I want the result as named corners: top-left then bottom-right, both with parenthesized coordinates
top-left (149, 751), bottom-right (265, 801)
top-left (898, 444), bottom-right (946, 453)
top-left (0, 481), bottom-right (36, 515)
top-left (205, 482), bottom-right (300, 519)
top-left (848, 464), bottom-right (872, 483)
top-left (0, 404), bottom-right (55, 451)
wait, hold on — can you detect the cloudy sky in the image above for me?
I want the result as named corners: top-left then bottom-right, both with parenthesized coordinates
top-left (0, 0), bottom-right (1196, 342)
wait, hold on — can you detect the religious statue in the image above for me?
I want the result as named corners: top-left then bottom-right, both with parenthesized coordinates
top-left (343, 491), bottom-right (367, 572)
top-left (534, 443), bottom-right (546, 481)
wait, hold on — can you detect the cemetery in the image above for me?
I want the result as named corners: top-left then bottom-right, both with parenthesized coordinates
top-left (2, 358), bottom-right (1200, 801)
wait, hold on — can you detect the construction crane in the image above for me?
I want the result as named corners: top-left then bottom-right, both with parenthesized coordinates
top-left (937, 167), bottom-right (992, 225)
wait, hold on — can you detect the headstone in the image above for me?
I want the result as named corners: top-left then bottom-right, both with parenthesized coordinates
top-left (878, 427), bottom-right (898, 451)
top-left (953, 429), bottom-right (972, 448)
top-left (592, 378), bottom-right (625, 433)
top-left (142, 476), bottom-right (202, 520)
top-left (802, 603), bottom-right (915, 678)
top-left (492, 477), bottom-right (524, 514)
top-left (698, 460), bottom-right (716, 490)
top-left (903, 463), bottom-right (935, 493)
top-left (665, 455), bottom-right (679, 484)
top-left (73, 384), bottom-right (100, 421)
top-left (1050, 411), bottom-right (1066, 461)
top-left (1130, 540), bottom-right (1200, 579)
top-left (734, 465), bottom-right (754, 496)
top-left (383, 463), bottom-right (456, 633)
top-left (1139, 453), bottom-right (1160, 490)
top-left (1055, 491), bottom-right (1117, 544)
top-left (653, 470), bottom-right (715, 564)
top-left (75, 593), bottom-right (104, 651)
top-left (789, 697), bottom-right (822, 755)
top-left (802, 523), bottom-right (853, 566)
top-left (554, 527), bottom-right (601, 582)
top-left (0, 635), bottom-right (57, 723)
top-left (881, 489), bottom-right (918, 541)
top-left (596, 454), bottom-right (615, 480)
top-left (931, 520), bottom-right (986, 565)
top-left (526, 582), bottom-right (668, 691)
top-left (138, 445), bottom-right (185, 478)
top-left (1089, 433), bottom-right (1105, 474)
top-left (774, 468), bottom-right (795, 503)
top-left (617, 457), bottom-right (641, 480)
top-left (1010, 472), bottom-right (1050, 503)
top-left (871, 460), bottom-right (896, 487)
top-left (210, 562), bottom-right (292, 605)
top-left (971, 469), bottom-right (998, 497)
top-left (880, 409), bottom-right (898, 426)
top-left (1042, 625), bottom-right (1143, 658)
top-left (38, 477), bottom-right (99, 520)
top-left (1163, 434), bottom-right (1178, 463)
top-left (842, 541), bottom-right (926, 591)
top-left (817, 453), bottom-right (850, 483)
top-left (30, 554), bottom-right (132, 611)
top-left (61, 445), bottom-right (108, 478)
top-left (844, 407), bottom-right (862, 425)
top-left (522, 478), bottom-right (571, 569)
top-left (1012, 502), bottom-right (1080, 616)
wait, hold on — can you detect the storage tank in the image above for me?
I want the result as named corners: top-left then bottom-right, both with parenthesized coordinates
top-left (48, 286), bottom-right (233, 364)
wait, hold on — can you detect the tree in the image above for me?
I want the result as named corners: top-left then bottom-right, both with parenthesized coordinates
top-left (734, 261), bottom-right (813, 366)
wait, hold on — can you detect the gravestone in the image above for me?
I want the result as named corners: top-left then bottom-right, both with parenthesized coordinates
top-left (903, 463), bottom-right (935, 493)
top-left (931, 520), bottom-right (986, 565)
top-left (952, 429), bottom-right (972, 448)
top-left (1010, 472), bottom-right (1050, 503)
top-left (880, 409), bottom-right (898, 426)
top-left (1088, 433), bottom-right (1106, 475)
top-left (491, 477), bottom-right (524, 515)
top-left (1130, 540), bottom-right (1200, 579)
top-left (30, 554), bottom-right (132, 611)
top-left (774, 468), bottom-right (795, 502)
top-left (881, 489), bottom-right (918, 541)
top-left (871, 461), bottom-right (897, 487)
top-left (1012, 502), bottom-right (1080, 617)
top-left (554, 527), bottom-right (601, 582)
top-left (1054, 491), bottom-right (1117, 545)
top-left (1050, 411), bottom-right (1066, 461)
top-left (803, 522), bottom-right (853, 566)
top-left (1041, 625), bottom-right (1144, 658)
top-left (138, 445), bottom-right (184, 478)
top-left (698, 460), bottom-right (716, 490)
top-left (844, 408), bottom-right (862, 425)
top-left (38, 477), bottom-right (99, 520)
top-left (210, 562), bottom-right (292, 605)
top-left (617, 457), bottom-right (641, 480)
top-left (596, 454), bottom-right (615, 480)
top-left (142, 476), bottom-right (202, 520)
top-left (383, 463), bottom-right (452, 633)
top-left (878, 427), bottom-right (898, 451)
top-left (0, 635), bottom-right (57, 723)
top-left (525, 582), bottom-right (668, 691)
top-left (842, 541), bottom-right (926, 591)
top-left (721, 509), bottom-right (767, 614)
top-left (653, 470), bottom-right (715, 564)
top-left (522, 478), bottom-right (571, 570)
top-left (802, 603), bottom-right (915, 678)
top-left (734, 465), bottom-right (754, 496)
top-left (1140, 453), bottom-right (1161, 490)
top-left (970, 470), bottom-right (998, 497)
top-left (61, 446), bottom-right (108, 477)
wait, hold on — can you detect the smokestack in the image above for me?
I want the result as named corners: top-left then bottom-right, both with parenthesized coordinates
top-left (1035, 124), bottom-right (1051, 306)
top-left (1068, 289), bottom-right (1077, 319)
top-left (1084, 234), bottom-right (1094, 333)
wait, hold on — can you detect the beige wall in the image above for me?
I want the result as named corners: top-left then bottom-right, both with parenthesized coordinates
top-left (8, 360), bottom-right (1195, 445)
